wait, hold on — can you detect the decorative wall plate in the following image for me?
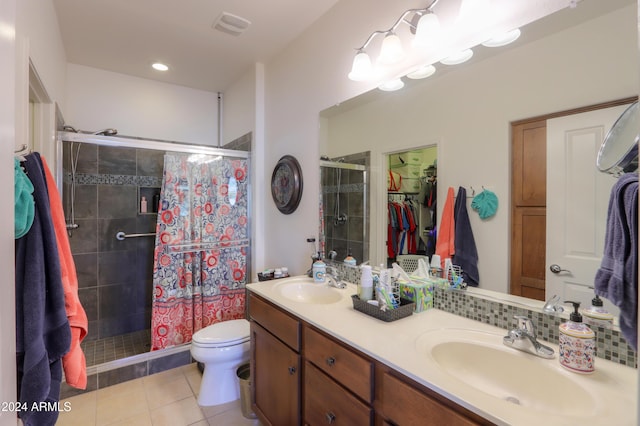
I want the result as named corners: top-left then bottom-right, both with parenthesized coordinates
top-left (271, 155), bottom-right (303, 214)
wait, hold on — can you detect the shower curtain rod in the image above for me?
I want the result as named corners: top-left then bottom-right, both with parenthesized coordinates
top-left (58, 131), bottom-right (250, 159)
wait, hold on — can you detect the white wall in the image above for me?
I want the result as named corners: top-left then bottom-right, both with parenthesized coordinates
top-left (16, 0), bottom-right (67, 112)
top-left (323, 5), bottom-right (637, 293)
top-left (261, 0), bottom-right (587, 275)
top-left (0, 0), bottom-right (17, 423)
top-left (223, 67), bottom-right (256, 145)
top-left (65, 64), bottom-right (219, 144)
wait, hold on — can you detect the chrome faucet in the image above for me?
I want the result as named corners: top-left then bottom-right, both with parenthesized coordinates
top-left (503, 315), bottom-right (554, 359)
top-left (542, 294), bottom-right (565, 314)
top-left (325, 266), bottom-right (346, 289)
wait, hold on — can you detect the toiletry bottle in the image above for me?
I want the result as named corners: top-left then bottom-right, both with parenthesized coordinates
top-left (153, 193), bottom-right (161, 213)
top-left (583, 295), bottom-right (614, 329)
top-left (344, 249), bottom-right (357, 266)
top-left (140, 196), bottom-right (148, 213)
top-left (312, 254), bottom-right (326, 283)
top-left (359, 265), bottom-right (373, 301)
top-left (559, 301), bottom-right (595, 374)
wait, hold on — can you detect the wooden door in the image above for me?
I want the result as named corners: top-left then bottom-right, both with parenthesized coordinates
top-left (510, 120), bottom-right (547, 300)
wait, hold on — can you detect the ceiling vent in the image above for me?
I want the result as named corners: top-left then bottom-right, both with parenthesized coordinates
top-left (213, 12), bottom-right (251, 36)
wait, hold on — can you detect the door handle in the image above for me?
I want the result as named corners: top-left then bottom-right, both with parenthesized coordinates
top-left (549, 264), bottom-right (571, 274)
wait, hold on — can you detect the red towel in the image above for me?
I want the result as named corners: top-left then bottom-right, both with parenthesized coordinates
top-left (435, 187), bottom-right (456, 268)
top-left (42, 157), bottom-right (88, 389)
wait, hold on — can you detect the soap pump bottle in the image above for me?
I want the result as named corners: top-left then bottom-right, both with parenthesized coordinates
top-left (358, 265), bottom-right (373, 301)
top-left (582, 295), bottom-right (614, 329)
top-left (312, 252), bottom-right (326, 284)
top-left (344, 249), bottom-right (357, 267)
top-left (559, 301), bottom-right (595, 374)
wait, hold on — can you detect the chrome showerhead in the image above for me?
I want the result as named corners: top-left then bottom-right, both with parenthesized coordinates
top-left (93, 128), bottom-right (118, 136)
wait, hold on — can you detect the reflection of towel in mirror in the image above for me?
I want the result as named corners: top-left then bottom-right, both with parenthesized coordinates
top-left (435, 187), bottom-right (455, 268)
top-left (453, 187), bottom-right (479, 287)
top-left (594, 172), bottom-right (638, 351)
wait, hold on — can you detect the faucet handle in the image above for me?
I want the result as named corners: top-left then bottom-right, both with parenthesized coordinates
top-left (514, 315), bottom-right (535, 335)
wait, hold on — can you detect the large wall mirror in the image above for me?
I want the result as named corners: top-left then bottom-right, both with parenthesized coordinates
top-left (319, 0), bottom-right (637, 322)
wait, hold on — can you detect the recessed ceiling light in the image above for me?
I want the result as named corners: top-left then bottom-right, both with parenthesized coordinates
top-left (440, 49), bottom-right (474, 65)
top-left (152, 63), bottom-right (169, 71)
top-left (482, 28), bottom-right (521, 47)
top-left (407, 64), bottom-right (436, 80)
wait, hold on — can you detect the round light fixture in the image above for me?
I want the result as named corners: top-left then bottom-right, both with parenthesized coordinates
top-left (482, 28), bottom-right (521, 47)
top-left (440, 49), bottom-right (474, 65)
top-left (152, 62), bottom-right (169, 71)
top-left (378, 78), bottom-right (405, 91)
top-left (407, 64), bottom-right (436, 80)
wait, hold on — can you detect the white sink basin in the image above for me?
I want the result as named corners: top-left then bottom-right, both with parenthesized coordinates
top-left (415, 329), bottom-right (596, 417)
top-left (274, 276), bottom-right (343, 304)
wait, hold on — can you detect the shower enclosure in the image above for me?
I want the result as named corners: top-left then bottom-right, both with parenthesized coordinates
top-left (319, 152), bottom-right (369, 263)
top-left (58, 132), bottom-right (250, 383)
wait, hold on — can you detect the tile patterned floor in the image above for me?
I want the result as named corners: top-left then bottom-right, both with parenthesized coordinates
top-left (57, 363), bottom-right (262, 426)
top-left (82, 329), bottom-right (152, 366)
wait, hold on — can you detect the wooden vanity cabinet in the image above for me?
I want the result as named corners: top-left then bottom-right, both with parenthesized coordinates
top-left (374, 364), bottom-right (491, 426)
top-left (249, 294), bottom-right (301, 425)
top-left (249, 291), bottom-right (491, 426)
top-left (303, 326), bottom-right (373, 425)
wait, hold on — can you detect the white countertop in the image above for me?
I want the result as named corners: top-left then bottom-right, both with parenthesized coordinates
top-left (247, 276), bottom-right (637, 426)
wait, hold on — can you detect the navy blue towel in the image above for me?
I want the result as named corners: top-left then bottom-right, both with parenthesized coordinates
top-left (15, 152), bottom-right (71, 426)
top-left (453, 187), bottom-right (479, 287)
top-left (594, 172), bottom-right (638, 351)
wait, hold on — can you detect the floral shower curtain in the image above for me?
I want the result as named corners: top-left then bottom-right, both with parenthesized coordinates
top-left (151, 153), bottom-right (249, 350)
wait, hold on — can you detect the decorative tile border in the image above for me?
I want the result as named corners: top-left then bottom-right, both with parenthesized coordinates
top-left (330, 263), bottom-right (637, 368)
top-left (65, 172), bottom-right (162, 187)
top-left (322, 183), bottom-right (365, 194)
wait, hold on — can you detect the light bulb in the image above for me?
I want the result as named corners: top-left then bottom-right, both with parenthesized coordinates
top-left (407, 64), bottom-right (436, 80)
top-left (482, 28), bottom-right (521, 47)
top-left (440, 49), bottom-right (474, 65)
top-left (378, 78), bottom-right (405, 91)
top-left (378, 32), bottom-right (404, 65)
top-left (152, 63), bottom-right (169, 71)
top-left (413, 13), bottom-right (441, 48)
top-left (348, 50), bottom-right (373, 81)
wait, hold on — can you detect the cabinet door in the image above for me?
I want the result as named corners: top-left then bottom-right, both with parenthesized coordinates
top-left (252, 321), bottom-right (300, 425)
top-left (379, 372), bottom-right (481, 426)
top-left (304, 362), bottom-right (372, 426)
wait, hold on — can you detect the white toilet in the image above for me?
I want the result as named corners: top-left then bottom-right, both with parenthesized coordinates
top-left (190, 318), bottom-right (251, 406)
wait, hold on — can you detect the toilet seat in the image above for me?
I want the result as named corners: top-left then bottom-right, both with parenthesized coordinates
top-left (192, 319), bottom-right (250, 348)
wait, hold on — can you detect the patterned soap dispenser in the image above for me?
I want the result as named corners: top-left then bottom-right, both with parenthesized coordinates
top-left (559, 301), bottom-right (595, 374)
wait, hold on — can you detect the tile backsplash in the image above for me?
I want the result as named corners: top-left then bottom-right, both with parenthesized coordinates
top-left (330, 262), bottom-right (637, 368)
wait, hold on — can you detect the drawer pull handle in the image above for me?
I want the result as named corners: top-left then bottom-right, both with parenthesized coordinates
top-left (326, 356), bottom-right (336, 367)
top-left (326, 412), bottom-right (336, 424)
top-left (288, 366), bottom-right (296, 375)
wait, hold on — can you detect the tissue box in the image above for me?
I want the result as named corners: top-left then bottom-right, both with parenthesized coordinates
top-left (399, 277), bottom-right (434, 313)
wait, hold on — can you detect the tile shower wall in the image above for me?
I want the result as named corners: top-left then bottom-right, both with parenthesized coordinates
top-left (322, 152), bottom-right (370, 264)
top-left (63, 143), bottom-right (164, 341)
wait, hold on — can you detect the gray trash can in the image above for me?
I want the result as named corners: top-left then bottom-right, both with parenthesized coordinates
top-left (237, 363), bottom-right (257, 419)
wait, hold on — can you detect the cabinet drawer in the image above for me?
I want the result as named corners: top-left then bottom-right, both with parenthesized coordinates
top-left (304, 326), bottom-right (373, 403)
top-left (249, 293), bottom-right (300, 351)
top-left (379, 372), bottom-right (480, 426)
top-left (304, 362), bottom-right (372, 426)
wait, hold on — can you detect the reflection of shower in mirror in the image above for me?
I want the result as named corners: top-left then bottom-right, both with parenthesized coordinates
top-left (333, 163), bottom-right (348, 226)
